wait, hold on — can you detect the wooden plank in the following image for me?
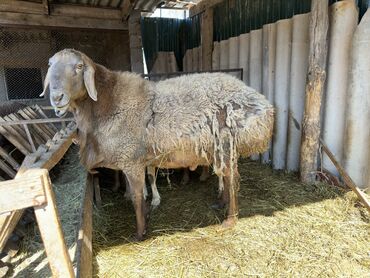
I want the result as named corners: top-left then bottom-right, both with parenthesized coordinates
top-left (17, 110), bottom-right (51, 142)
top-left (3, 115), bottom-right (28, 141)
top-left (31, 105), bottom-right (59, 133)
top-left (320, 140), bottom-right (370, 212)
top-left (0, 0), bottom-right (43, 15)
top-left (23, 124), bottom-right (36, 153)
top-left (33, 128), bottom-right (77, 170)
top-left (10, 113), bottom-right (44, 147)
top-left (52, 3), bottom-right (122, 20)
top-left (75, 174), bottom-right (93, 278)
top-left (0, 160), bottom-right (16, 179)
top-left (34, 170), bottom-right (75, 278)
top-left (23, 107), bottom-right (56, 138)
top-left (0, 124), bottom-right (77, 252)
top-left (0, 1), bottom-right (123, 21)
top-left (0, 120), bottom-right (32, 155)
top-left (0, 117), bottom-right (74, 126)
top-left (0, 146), bottom-right (20, 171)
top-left (0, 11), bottom-right (128, 30)
top-left (0, 171), bottom-right (46, 213)
top-left (300, 0), bottom-right (329, 183)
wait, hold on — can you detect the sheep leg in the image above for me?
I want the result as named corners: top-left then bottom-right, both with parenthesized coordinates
top-left (112, 170), bottom-right (121, 192)
top-left (211, 180), bottom-right (229, 209)
top-left (222, 164), bottom-right (239, 229)
top-left (123, 174), bottom-right (131, 200)
top-left (147, 166), bottom-right (161, 209)
top-left (180, 168), bottom-right (190, 185)
top-left (125, 169), bottom-right (148, 241)
top-left (199, 166), bottom-right (210, 181)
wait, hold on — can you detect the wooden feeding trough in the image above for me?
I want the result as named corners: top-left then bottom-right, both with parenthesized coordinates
top-left (0, 110), bottom-right (94, 277)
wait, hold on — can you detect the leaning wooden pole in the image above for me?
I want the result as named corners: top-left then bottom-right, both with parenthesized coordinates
top-left (300, 0), bottom-right (329, 183)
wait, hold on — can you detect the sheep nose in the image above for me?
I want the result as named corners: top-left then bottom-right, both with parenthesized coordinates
top-left (52, 93), bottom-right (64, 104)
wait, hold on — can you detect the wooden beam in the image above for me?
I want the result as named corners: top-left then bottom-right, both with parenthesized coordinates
top-left (75, 174), bottom-right (93, 278)
top-left (0, 118), bottom-right (74, 126)
top-left (189, 0), bottom-right (224, 17)
top-left (0, 146), bottom-right (20, 171)
top-left (0, 160), bottom-right (16, 179)
top-left (17, 110), bottom-right (52, 142)
top-left (0, 0), bottom-right (43, 15)
top-left (0, 123), bottom-right (77, 252)
top-left (33, 105), bottom-right (59, 133)
top-left (43, 0), bottom-right (50, 15)
top-left (300, 0), bottom-right (329, 183)
top-left (320, 140), bottom-right (370, 212)
top-left (34, 170), bottom-right (75, 278)
top-left (0, 1), bottom-right (122, 20)
top-left (0, 118), bottom-right (33, 155)
top-left (121, 0), bottom-right (133, 21)
top-left (201, 7), bottom-right (213, 71)
top-left (51, 4), bottom-right (122, 20)
top-left (0, 11), bottom-right (128, 30)
top-left (0, 171), bottom-right (46, 214)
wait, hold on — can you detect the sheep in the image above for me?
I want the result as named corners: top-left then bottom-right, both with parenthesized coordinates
top-left (144, 165), bottom-right (210, 209)
top-left (42, 49), bottom-right (274, 240)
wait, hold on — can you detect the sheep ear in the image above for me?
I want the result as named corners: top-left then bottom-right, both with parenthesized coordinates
top-left (83, 63), bottom-right (98, 101)
top-left (40, 69), bottom-right (50, 97)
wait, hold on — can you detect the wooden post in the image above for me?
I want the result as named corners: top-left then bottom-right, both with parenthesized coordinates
top-left (300, 0), bottom-right (329, 183)
top-left (129, 10), bottom-right (144, 74)
top-left (75, 174), bottom-right (94, 278)
top-left (201, 7), bottom-right (214, 71)
top-left (34, 171), bottom-right (75, 278)
top-left (42, 0), bottom-right (49, 15)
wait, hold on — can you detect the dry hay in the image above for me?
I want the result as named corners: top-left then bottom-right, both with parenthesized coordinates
top-left (8, 145), bottom-right (87, 277)
top-left (94, 160), bottom-right (370, 277)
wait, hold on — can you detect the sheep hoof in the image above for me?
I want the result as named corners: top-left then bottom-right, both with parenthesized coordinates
top-left (180, 176), bottom-right (189, 185)
top-left (132, 233), bottom-right (145, 242)
top-left (211, 201), bottom-right (226, 210)
top-left (151, 198), bottom-right (161, 209)
top-left (221, 217), bottom-right (237, 229)
top-left (124, 191), bottom-right (131, 201)
top-left (199, 173), bottom-right (210, 182)
top-left (111, 184), bottom-right (120, 193)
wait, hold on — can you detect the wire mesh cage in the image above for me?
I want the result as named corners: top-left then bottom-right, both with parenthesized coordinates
top-left (0, 27), bottom-right (130, 105)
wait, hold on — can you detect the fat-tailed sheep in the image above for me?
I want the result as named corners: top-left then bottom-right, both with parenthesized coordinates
top-left (42, 49), bottom-right (274, 240)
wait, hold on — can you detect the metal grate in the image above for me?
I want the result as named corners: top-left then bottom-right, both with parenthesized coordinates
top-left (5, 68), bottom-right (43, 100)
top-left (0, 27), bottom-right (130, 105)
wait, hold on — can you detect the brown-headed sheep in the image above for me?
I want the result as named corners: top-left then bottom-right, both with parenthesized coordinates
top-left (42, 49), bottom-right (274, 240)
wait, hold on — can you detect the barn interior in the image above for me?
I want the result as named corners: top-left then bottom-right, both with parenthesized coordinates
top-left (0, 0), bottom-right (369, 277)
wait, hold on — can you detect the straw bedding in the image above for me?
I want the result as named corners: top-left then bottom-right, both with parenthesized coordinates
top-left (93, 159), bottom-right (370, 277)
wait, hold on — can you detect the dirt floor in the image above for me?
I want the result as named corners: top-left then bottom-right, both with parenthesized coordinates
top-left (93, 160), bottom-right (370, 277)
top-left (7, 146), bottom-right (86, 278)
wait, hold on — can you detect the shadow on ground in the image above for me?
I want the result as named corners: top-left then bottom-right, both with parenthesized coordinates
top-left (92, 159), bottom-right (365, 276)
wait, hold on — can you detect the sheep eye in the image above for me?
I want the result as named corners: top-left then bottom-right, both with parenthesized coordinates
top-left (76, 63), bottom-right (84, 70)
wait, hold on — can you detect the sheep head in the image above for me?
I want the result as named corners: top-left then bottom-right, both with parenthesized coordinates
top-left (41, 49), bottom-right (98, 117)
